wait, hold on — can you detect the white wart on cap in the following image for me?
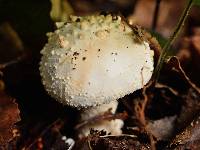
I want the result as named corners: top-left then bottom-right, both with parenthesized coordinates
top-left (40, 14), bottom-right (154, 108)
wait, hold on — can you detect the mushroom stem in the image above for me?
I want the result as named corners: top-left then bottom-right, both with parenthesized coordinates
top-left (78, 101), bottom-right (124, 138)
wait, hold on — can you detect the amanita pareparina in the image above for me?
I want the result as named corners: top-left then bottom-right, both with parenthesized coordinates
top-left (40, 14), bottom-right (154, 138)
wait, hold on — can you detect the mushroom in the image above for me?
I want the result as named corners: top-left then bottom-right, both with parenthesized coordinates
top-left (39, 14), bottom-right (154, 138)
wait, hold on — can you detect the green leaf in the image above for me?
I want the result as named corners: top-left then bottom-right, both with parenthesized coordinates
top-left (194, 0), bottom-right (200, 5)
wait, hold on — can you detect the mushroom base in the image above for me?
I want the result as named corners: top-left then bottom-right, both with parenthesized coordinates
top-left (78, 101), bottom-right (124, 138)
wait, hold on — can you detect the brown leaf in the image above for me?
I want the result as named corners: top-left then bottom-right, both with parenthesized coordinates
top-left (0, 80), bottom-right (21, 145)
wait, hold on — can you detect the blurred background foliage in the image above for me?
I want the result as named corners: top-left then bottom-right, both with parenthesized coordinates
top-left (0, 0), bottom-right (200, 54)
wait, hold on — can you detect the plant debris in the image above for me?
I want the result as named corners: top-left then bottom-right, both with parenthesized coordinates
top-left (0, 80), bottom-right (21, 146)
top-left (74, 130), bottom-right (151, 150)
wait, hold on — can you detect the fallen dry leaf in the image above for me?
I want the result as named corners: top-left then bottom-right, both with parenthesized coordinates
top-left (0, 80), bottom-right (21, 145)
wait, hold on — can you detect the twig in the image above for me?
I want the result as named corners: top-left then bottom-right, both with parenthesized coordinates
top-left (155, 83), bottom-right (179, 96)
top-left (134, 79), bottom-right (156, 150)
top-left (100, 134), bottom-right (137, 138)
top-left (167, 56), bottom-right (200, 94)
top-left (153, 0), bottom-right (194, 81)
top-left (87, 140), bottom-right (93, 150)
top-left (152, 0), bottom-right (162, 31)
top-left (135, 80), bottom-right (153, 127)
top-left (75, 111), bottom-right (128, 130)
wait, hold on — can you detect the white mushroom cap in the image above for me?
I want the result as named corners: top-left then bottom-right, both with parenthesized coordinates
top-left (40, 14), bottom-right (154, 108)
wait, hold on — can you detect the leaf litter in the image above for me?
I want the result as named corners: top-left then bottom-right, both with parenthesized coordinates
top-left (0, 80), bottom-right (21, 146)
